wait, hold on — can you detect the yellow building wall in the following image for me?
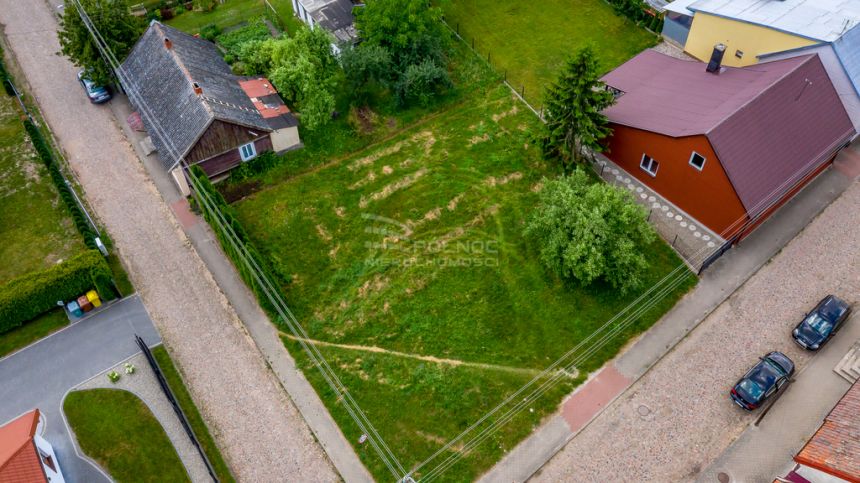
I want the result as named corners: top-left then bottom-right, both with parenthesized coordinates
top-left (685, 12), bottom-right (818, 67)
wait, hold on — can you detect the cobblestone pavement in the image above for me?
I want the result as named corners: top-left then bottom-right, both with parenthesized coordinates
top-left (0, 2), bottom-right (337, 481)
top-left (533, 180), bottom-right (860, 482)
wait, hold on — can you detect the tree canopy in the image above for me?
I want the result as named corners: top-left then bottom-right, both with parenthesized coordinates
top-left (541, 46), bottom-right (615, 173)
top-left (524, 169), bottom-right (655, 293)
top-left (58, 0), bottom-right (143, 85)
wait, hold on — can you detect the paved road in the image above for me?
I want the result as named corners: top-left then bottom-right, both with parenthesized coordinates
top-left (697, 311), bottom-right (859, 482)
top-left (0, 296), bottom-right (160, 483)
top-left (531, 179), bottom-right (860, 481)
top-left (0, 2), bottom-right (338, 481)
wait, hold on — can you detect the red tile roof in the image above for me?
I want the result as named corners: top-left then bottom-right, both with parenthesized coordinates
top-left (794, 380), bottom-right (860, 482)
top-left (0, 410), bottom-right (47, 483)
top-left (602, 50), bottom-right (855, 219)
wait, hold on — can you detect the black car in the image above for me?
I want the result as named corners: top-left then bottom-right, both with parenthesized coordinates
top-left (730, 351), bottom-right (794, 411)
top-left (792, 295), bottom-right (852, 351)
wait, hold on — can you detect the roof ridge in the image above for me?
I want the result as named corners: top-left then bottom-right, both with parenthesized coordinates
top-left (152, 23), bottom-right (214, 117)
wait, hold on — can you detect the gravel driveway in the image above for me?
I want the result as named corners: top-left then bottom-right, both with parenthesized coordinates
top-left (0, 2), bottom-right (336, 481)
top-left (533, 180), bottom-right (860, 482)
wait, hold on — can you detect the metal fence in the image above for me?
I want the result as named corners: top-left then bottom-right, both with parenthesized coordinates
top-left (135, 335), bottom-right (221, 483)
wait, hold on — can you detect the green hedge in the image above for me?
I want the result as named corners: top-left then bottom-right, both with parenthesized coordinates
top-left (190, 166), bottom-right (287, 314)
top-left (0, 250), bottom-right (113, 334)
top-left (23, 120), bottom-right (98, 249)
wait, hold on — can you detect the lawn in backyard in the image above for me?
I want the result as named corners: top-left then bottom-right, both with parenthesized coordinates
top-left (64, 388), bottom-right (190, 483)
top-left (164, 0), bottom-right (300, 35)
top-left (0, 90), bottom-right (85, 284)
top-left (440, 0), bottom-right (657, 105)
top-left (233, 79), bottom-right (696, 479)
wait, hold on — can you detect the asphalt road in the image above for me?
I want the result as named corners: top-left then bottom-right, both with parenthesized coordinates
top-left (0, 296), bottom-right (160, 483)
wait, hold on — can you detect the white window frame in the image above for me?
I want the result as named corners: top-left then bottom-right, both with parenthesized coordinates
top-left (688, 151), bottom-right (706, 171)
top-left (640, 154), bottom-right (659, 177)
top-left (239, 142), bottom-right (257, 162)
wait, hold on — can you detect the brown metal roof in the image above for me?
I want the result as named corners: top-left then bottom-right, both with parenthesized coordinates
top-left (0, 410), bottom-right (47, 483)
top-left (795, 380), bottom-right (860, 482)
top-left (602, 50), bottom-right (855, 218)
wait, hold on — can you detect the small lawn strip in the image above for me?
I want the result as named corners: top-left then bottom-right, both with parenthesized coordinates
top-left (64, 388), bottom-right (190, 483)
top-left (0, 309), bottom-right (67, 358)
top-left (152, 345), bottom-right (235, 483)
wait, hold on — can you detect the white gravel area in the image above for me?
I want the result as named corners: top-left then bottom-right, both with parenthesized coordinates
top-left (0, 2), bottom-right (337, 481)
top-left (77, 353), bottom-right (211, 482)
top-left (533, 180), bottom-right (860, 482)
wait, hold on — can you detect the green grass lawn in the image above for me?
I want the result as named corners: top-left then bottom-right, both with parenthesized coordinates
top-left (64, 389), bottom-right (190, 483)
top-left (152, 345), bottom-right (235, 483)
top-left (233, 80), bottom-right (696, 480)
top-left (440, 0), bottom-right (658, 105)
top-left (0, 309), bottom-right (67, 358)
top-left (166, 0), bottom-right (274, 34)
top-left (0, 91), bottom-right (85, 284)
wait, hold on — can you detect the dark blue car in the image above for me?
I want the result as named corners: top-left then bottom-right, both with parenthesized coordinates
top-left (77, 70), bottom-right (111, 104)
top-left (730, 351), bottom-right (794, 411)
top-left (792, 295), bottom-right (852, 351)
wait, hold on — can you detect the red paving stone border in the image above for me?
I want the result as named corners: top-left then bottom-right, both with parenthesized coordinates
top-left (561, 364), bottom-right (632, 432)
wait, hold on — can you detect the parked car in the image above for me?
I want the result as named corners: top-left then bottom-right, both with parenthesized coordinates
top-left (77, 70), bottom-right (111, 104)
top-left (730, 351), bottom-right (794, 411)
top-left (792, 295), bottom-right (852, 351)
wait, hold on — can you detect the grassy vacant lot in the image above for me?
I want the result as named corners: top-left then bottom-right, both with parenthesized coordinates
top-left (234, 80), bottom-right (695, 479)
top-left (152, 345), bottom-right (234, 483)
top-left (0, 90), bottom-right (84, 283)
top-left (440, 0), bottom-right (657, 104)
top-left (64, 389), bottom-right (190, 483)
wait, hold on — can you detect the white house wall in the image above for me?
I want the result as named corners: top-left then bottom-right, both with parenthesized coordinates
top-left (763, 46), bottom-right (860, 138)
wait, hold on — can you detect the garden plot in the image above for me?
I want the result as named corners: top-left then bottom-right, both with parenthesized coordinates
top-left (234, 84), bottom-right (694, 481)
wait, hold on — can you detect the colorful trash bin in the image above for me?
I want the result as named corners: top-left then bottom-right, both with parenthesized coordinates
top-left (67, 300), bottom-right (83, 318)
top-left (86, 290), bottom-right (102, 308)
top-left (77, 295), bottom-right (93, 313)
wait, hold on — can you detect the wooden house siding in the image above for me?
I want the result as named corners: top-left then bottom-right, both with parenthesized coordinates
top-left (196, 134), bottom-right (272, 178)
top-left (186, 120), bottom-right (267, 165)
top-left (605, 125), bottom-right (749, 238)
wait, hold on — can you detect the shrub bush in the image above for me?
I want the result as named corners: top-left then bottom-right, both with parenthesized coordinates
top-left (200, 23), bottom-right (221, 41)
top-left (23, 120), bottom-right (98, 249)
top-left (190, 167), bottom-right (289, 314)
top-left (0, 250), bottom-right (113, 334)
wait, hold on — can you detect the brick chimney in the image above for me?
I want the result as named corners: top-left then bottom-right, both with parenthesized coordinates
top-left (164, 37), bottom-right (172, 50)
top-left (192, 82), bottom-right (202, 95)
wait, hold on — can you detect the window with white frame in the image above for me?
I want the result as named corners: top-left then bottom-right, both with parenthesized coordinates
top-left (689, 152), bottom-right (706, 171)
top-left (640, 154), bottom-right (659, 176)
top-left (239, 142), bottom-right (257, 162)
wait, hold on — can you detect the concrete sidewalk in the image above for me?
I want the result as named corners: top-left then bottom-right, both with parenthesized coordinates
top-left (480, 161), bottom-right (855, 482)
top-left (109, 94), bottom-right (373, 483)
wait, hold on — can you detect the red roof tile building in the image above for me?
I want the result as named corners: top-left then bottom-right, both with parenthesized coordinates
top-left (0, 409), bottom-right (65, 483)
top-left (792, 380), bottom-right (860, 482)
top-left (601, 50), bottom-right (855, 240)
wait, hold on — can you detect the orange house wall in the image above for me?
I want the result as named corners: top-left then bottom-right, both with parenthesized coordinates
top-left (604, 125), bottom-right (749, 238)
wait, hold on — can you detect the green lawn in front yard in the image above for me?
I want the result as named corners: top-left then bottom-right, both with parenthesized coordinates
top-left (0, 309), bottom-right (67, 358)
top-left (64, 388), bottom-right (190, 483)
top-left (440, 0), bottom-right (657, 105)
top-left (0, 90), bottom-right (85, 284)
top-left (233, 81), bottom-right (696, 480)
top-left (152, 345), bottom-right (235, 483)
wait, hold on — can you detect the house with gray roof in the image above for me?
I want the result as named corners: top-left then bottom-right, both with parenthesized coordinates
top-left (120, 21), bottom-right (301, 181)
top-left (600, 49), bottom-right (854, 240)
top-left (291, 0), bottom-right (360, 48)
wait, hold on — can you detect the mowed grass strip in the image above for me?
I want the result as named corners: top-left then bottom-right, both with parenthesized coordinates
top-left (0, 309), bottom-right (67, 358)
top-left (440, 0), bottom-right (657, 104)
top-left (235, 83), bottom-right (695, 480)
top-left (64, 389), bottom-right (190, 483)
top-left (0, 89), bottom-right (85, 283)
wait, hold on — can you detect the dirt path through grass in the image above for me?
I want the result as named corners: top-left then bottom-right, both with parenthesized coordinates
top-left (280, 332), bottom-right (579, 379)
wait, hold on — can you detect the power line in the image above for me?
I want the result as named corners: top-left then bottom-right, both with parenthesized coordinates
top-left (66, 2), bottom-right (407, 479)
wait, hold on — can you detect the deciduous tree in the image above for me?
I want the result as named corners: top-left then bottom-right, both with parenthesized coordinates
top-left (524, 169), bottom-right (655, 293)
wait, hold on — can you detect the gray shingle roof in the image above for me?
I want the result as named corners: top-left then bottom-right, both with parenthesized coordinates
top-left (120, 22), bottom-right (272, 170)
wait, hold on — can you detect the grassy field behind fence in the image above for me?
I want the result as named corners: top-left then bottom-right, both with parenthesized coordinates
top-left (440, 0), bottom-right (657, 106)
